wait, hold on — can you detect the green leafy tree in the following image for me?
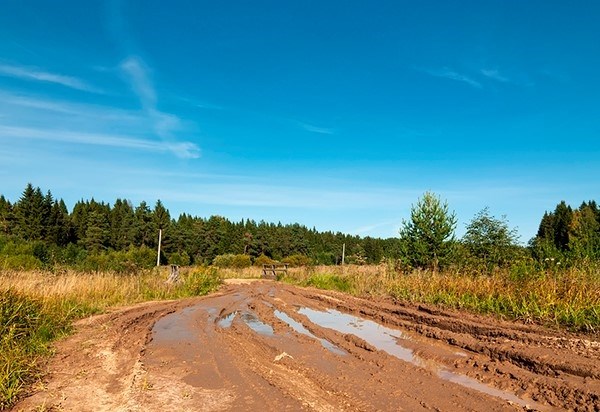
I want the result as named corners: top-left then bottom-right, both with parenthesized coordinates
top-left (463, 207), bottom-right (519, 270)
top-left (569, 202), bottom-right (600, 259)
top-left (399, 192), bottom-right (457, 270)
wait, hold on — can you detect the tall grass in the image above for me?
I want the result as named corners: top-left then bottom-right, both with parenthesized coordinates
top-left (282, 263), bottom-right (600, 333)
top-left (0, 267), bottom-right (222, 409)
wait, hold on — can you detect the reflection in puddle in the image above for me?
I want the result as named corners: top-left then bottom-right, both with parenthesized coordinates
top-left (299, 308), bottom-right (415, 363)
top-left (241, 312), bottom-right (274, 336)
top-left (217, 311), bottom-right (275, 336)
top-left (274, 310), bottom-right (346, 355)
top-left (438, 370), bottom-right (531, 407)
top-left (217, 312), bottom-right (237, 328)
top-left (299, 308), bottom-right (543, 410)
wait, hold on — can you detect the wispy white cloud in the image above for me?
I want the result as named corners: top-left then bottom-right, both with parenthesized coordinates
top-left (0, 124), bottom-right (200, 158)
top-left (120, 57), bottom-right (156, 109)
top-left (422, 67), bottom-right (482, 89)
top-left (128, 183), bottom-right (414, 209)
top-left (0, 90), bottom-right (139, 121)
top-left (351, 220), bottom-right (400, 236)
top-left (118, 55), bottom-right (200, 158)
top-left (480, 68), bottom-right (509, 83)
top-left (0, 63), bottom-right (103, 93)
top-left (195, 101), bottom-right (225, 110)
top-left (299, 122), bottom-right (335, 135)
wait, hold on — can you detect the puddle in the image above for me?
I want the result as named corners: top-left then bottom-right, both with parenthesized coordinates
top-left (437, 370), bottom-right (533, 408)
top-left (241, 312), bottom-right (274, 336)
top-left (217, 312), bottom-right (237, 328)
top-left (217, 311), bottom-right (274, 336)
top-left (299, 308), bottom-right (415, 363)
top-left (299, 308), bottom-right (544, 410)
top-left (274, 310), bottom-right (346, 355)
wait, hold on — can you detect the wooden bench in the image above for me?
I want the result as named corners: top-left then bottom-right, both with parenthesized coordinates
top-left (262, 263), bottom-right (288, 279)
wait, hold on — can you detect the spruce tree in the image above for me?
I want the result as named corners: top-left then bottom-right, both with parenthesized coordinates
top-left (399, 192), bottom-right (457, 270)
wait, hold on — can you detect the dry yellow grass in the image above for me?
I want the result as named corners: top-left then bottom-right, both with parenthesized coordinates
top-left (282, 264), bottom-right (600, 332)
top-left (0, 266), bottom-right (222, 408)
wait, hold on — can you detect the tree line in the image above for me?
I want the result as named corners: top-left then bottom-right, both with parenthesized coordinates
top-left (0, 184), bottom-right (397, 270)
top-left (0, 184), bottom-right (598, 272)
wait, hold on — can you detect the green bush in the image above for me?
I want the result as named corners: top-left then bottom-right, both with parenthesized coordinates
top-left (253, 254), bottom-right (276, 267)
top-left (212, 254), bottom-right (252, 268)
top-left (303, 273), bottom-right (351, 293)
top-left (183, 268), bottom-right (222, 296)
top-left (282, 254), bottom-right (312, 267)
top-left (1, 254), bottom-right (43, 271)
top-left (76, 246), bottom-right (157, 273)
top-left (168, 251), bottom-right (191, 266)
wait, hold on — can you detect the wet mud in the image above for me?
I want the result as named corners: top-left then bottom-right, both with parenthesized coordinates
top-left (14, 281), bottom-right (600, 411)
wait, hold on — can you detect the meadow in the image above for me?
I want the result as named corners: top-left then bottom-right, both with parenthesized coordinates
top-left (0, 267), bottom-right (221, 409)
top-left (1, 262), bottom-right (599, 409)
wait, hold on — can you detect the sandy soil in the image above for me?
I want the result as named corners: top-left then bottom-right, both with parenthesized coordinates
top-left (12, 281), bottom-right (600, 411)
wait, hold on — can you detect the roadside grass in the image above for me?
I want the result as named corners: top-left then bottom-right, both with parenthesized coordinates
top-left (3, 262), bottom-right (599, 408)
top-left (282, 264), bottom-right (600, 333)
top-left (0, 267), bottom-right (222, 409)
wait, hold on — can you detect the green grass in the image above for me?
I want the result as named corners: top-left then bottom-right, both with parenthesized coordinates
top-left (0, 290), bottom-right (69, 409)
top-left (0, 267), bottom-right (222, 409)
top-left (302, 273), bottom-right (353, 292)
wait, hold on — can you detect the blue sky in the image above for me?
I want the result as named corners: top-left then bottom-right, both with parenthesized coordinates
top-left (1, 1), bottom-right (599, 242)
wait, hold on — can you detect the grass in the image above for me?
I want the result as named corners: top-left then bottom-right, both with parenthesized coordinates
top-left (3, 262), bottom-right (600, 409)
top-left (282, 263), bottom-right (600, 333)
top-left (0, 266), bottom-right (222, 409)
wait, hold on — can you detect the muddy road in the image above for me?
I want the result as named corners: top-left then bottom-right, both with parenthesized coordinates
top-left (14, 281), bottom-right (600, 411)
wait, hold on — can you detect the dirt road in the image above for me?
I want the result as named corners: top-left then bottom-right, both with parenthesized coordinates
top-left (14, 281), bottom-right (600, 411)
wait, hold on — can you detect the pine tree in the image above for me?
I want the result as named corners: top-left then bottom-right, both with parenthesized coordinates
top-left (14, 184), bottom-right (46, 241)
top-left (553, 201), bottom-right (573, 251)
top-left (0, 195), bottom-right (13, 235)
top-left (110, 199), bottom-right (135, 250)
top-left (399, 192), bottom-right (457, 270)
top-left (46, 199), bottom-right (70, 246)
top-left (133, 201), bottom-right (156, 247)
top-left (82, 210), bottom-right (110, 252)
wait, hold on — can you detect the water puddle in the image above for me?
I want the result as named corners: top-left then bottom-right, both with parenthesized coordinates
top-left (299, 308), bottom-right (415, 363)
top-left (438, 370), bottom-right (532, 407)
top-left (299, 308), bottom-right (543, 410)
top-left (241, 312), bottom-right (274, 336)
top-left (217, 311), bottom-right (274, 336)
top-left (217, 312), bottom-right (237, 328)
top-left (274, 310), bottom-right (346, 355)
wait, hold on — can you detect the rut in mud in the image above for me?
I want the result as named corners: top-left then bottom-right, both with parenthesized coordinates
top-left (14, 281), bottom-right (600, 411)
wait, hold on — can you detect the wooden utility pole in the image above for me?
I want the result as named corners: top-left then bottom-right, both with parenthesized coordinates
top-left (342, 243), bottom-right (346, 265)
top-left (157, 229), bottom-right (162, 266)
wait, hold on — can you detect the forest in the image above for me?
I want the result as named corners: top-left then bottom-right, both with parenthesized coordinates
top-left (0, 183), bottom-right (599, 273)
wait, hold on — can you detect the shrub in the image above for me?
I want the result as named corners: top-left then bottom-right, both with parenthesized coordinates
top-left (1, 254), bottom-right (43, 271)
top-left (212, 254), bottom-right (252, 269)
top-left (282, 254), bottom-right (312, 267)
top-left (182, 268), bottom-right (222, 296)
top-left (168, 251), bottom-right (191, 266)
top-left (304, 273), bottom-right (352, 293)
top-left (253, 254), bottom-right (276, 267)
